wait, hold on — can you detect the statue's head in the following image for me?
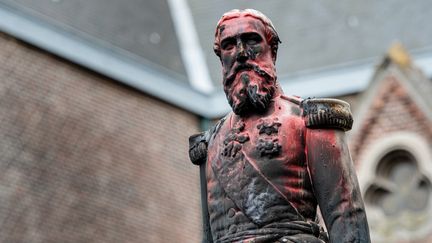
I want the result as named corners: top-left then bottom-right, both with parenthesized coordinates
top-left (214, 9), bottom-right (281, 116)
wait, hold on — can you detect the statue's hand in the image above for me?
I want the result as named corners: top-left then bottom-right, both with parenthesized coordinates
top-left (189, 132), bottom-right (208, 165)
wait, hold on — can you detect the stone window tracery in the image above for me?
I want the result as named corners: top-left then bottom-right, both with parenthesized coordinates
top-left (357, 133), bottom-right (432, 242)
top-left (365, 150), bottom-right (431, 217)
top-left (364, 149), bottom-right (432, 241)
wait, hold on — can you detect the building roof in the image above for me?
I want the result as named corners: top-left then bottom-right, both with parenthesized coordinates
top-left (1, 0), bottom-right (187, 81)
top-left (189, 0), bottom-right (432, 88)
top-left (0, 0), bottom-right (431, 118)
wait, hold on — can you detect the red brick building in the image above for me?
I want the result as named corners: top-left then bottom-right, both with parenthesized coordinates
top-left (350, 45), bottom-right (432, 243)
top-left (0, 32), bottom-right (202, 242)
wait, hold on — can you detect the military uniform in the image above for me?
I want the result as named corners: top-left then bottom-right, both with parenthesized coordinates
top-left (190, 95), bottom-right (364, 243)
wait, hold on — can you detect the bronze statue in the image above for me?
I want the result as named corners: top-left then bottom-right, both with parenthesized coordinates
top-left (189, 9), bottom-right (370, 243)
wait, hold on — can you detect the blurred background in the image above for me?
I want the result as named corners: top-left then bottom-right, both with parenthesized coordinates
top-left (0, 0), bottom-right (431, 242)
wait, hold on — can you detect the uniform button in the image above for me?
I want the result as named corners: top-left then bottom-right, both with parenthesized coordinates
top-left (228, 208), bottom-right (236, 218)
top-left (229, 224), bottom-right (237, 234)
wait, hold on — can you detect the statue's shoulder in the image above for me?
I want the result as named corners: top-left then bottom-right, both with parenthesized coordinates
top-left (280, 94), bottom-right (303, 106)
top-left (301, 97), bottom-right (353, 131)
top-left (209, 116), bottom-right (227, 140)
top-left (279, 94), bottom-right (304, 121)
top-left (281, 95), bottom-right (353, 131)
top-left (188, 116), bottom-right (227, 165)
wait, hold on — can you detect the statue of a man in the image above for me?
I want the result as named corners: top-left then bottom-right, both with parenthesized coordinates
top-left (189, 9), bottom-right (370, 243)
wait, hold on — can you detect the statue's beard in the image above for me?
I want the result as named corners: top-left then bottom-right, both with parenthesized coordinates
top-left (223, 64), bottom-right (276, 116)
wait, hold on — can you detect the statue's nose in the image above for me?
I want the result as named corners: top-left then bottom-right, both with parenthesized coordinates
top-left (236, 43), bottom-right (248, 63)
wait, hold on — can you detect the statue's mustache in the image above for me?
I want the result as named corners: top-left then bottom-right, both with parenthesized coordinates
top-left (224, 63), bottom-right (272, 86)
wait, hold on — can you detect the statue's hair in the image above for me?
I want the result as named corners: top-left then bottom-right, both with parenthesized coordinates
top-left (213, 9), bottom-right (281, 61)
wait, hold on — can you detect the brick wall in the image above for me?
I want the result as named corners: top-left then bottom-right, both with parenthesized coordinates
top-left (0, 32), bottom-right (202, 242)
top-left (350, 75), bottom-right (432, 162)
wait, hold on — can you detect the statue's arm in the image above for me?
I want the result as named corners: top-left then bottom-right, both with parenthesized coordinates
top-left (302, 98), bottom-right (370, 242)
top-left (306, 129), bottom-right (370, 242)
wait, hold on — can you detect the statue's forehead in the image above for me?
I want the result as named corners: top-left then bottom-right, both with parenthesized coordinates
top-left (219, 16), bottom-right (265, 40)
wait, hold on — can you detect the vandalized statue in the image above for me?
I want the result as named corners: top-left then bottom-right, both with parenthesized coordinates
top-left (189, 9), bottom-right (370, 243)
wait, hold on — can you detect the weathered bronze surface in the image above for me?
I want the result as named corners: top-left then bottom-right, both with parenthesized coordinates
top-left (189, 9), bottom-right (370, 243)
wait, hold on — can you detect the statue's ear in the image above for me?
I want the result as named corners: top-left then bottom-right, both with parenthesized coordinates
top-left (271, 46), bottom-right (278, 63)
top-left (270, 37), bottom-right (281, 63)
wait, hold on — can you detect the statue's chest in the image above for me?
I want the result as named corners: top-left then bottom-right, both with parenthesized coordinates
top-left (206, 116), bottom-right (308, 226)
top-left (223, 117), bottom-right (303, 155)
top-left (214, 116), bottom-right (304, 169)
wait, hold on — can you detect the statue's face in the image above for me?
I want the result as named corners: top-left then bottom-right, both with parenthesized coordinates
top-left (219, 16), bottom-right (277, 116)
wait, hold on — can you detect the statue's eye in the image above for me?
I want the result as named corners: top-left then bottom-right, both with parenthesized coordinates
top-left (221, 38), bottom-right (235, 50)
top-left (243, 33), bottom-right (262, 45)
